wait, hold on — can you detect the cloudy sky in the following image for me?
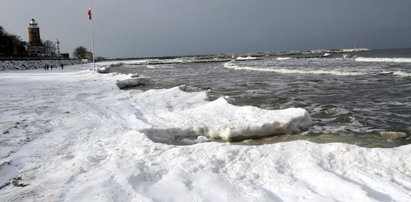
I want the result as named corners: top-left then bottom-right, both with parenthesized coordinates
top-left (1, 0), bottom-right (411, 57)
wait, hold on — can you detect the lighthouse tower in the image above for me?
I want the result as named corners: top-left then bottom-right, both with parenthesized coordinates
top-left (27, 18), bottom-right (45, 56)
top-left (28, 19), bottom-right (42, 46)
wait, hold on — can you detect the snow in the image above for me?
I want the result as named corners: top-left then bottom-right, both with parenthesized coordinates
top-left (130, 87), bottom-right (311, 142)
top-left (0, 62), bottom-right (410, 202)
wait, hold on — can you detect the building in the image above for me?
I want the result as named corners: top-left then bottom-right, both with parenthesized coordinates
top-left (27, 18), bottom-right (45, 56)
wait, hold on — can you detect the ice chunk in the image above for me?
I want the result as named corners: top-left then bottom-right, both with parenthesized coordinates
top-left (137, 88), bottom-right (312, 142)
top-left (116, 78), bottom-right (150, 89)
top-left (188, 99), bottom-right (312, 141)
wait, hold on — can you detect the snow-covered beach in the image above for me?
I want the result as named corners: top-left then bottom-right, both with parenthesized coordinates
top-left (1, 63), bottom-right (410, 201)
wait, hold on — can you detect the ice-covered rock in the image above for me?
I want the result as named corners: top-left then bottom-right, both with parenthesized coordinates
top-left (116, 78), bottom-right (150, 89)
top-left (0, 60), bottom-right (82, 71)
top-left (96, 66), bottom-right (109, 73)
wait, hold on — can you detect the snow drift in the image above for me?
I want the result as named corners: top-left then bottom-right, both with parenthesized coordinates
top-left (127, 86), bottom-right (312, 143)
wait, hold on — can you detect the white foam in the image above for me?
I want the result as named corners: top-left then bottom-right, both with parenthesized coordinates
top-left (393, 71), bottom-right (411, 77)
top-left (356, 57), bottom-right (411, 63)
top-left (236, 56), bottom-right (258, 61)
top-left (97, 59), bottom-right (148, 66)
top-left (147, 65), bottom-right (174, 69)
top-left (378, 71), bottom-right (411, 77)
top-left (277, 57), bottom-right (291, 61)
top-left (167, 58), bottom-right (190, 63)
top-left (224, 62), bottom-right (366, 76)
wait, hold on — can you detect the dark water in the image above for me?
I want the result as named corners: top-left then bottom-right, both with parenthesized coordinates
top-left (111, 48), bottom-right (411, 147)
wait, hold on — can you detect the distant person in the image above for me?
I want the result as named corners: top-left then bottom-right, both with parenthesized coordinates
top-left (60, 63), bottom-right (64, 70)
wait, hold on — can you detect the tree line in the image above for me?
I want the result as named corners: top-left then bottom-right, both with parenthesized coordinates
top-left (0, 26), bottom-right (25, 56)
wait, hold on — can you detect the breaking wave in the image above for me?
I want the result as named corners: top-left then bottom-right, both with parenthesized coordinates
top-left (147, 65), bottom-right (175, 69)
top-left (277, 57), bottom-right (292, 61)
top-left (223, 62), bottom-right (366, 76)
top-left (393, 71), bottom-right (411, 77)
top-left (355, 57), bottom-right (411, 63)
top-left (236, 56), bottom-right (258, 61)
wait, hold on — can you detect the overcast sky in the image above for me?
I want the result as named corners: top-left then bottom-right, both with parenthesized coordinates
top-left (1, 0), bottom-right (411, 57)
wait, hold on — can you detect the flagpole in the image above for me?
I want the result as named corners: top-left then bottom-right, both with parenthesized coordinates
top-left (89, 0), bottom-right (96, 70)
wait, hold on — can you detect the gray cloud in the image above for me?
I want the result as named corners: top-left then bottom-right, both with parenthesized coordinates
top-left (1, 0), bottom-right (410, 57)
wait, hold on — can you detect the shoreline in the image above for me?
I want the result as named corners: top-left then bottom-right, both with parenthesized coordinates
top-left (0, 66), bottom-right (410, 201)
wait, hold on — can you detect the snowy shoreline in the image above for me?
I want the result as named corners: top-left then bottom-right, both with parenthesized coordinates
top-left (0, 63), bottom-right (410, 201)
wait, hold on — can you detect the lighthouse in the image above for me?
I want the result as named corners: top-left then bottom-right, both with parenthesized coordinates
top-left (27, 18), bottom-right (45, 56)
top-left (28, 19), bottom-right (42, 46)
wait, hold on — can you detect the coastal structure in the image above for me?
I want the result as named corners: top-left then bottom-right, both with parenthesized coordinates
top-left (55, 39), bottom-right (60, 56)
top-left (28, 19), bottom-right (41, 46)
top-left (27, 18), bottom-right (45, 56)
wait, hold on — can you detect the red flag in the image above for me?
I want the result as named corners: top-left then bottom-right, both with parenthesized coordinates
top-left (88, 8), bottom-right (92, 20)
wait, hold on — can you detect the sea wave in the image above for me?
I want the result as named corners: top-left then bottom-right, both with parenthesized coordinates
top-left (223, 62), bottom-right (365, 76)
top-left (393, 71), bottom-right (411, 77)
top-left (356, 57), bottom-right (411, 63)
top-left (277, 57), bottom-right (292, 61)
top-left (147, 65), bottom-right (174, 69)
top-left (377, 71), bottom-right (411, 77)
top-left (236, 56), bottom-right (258, 61)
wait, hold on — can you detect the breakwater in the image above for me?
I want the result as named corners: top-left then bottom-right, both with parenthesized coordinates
top-left (0, 59), bottom-right (83, 71)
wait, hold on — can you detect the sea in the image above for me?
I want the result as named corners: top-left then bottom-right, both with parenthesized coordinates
top-left (110, 48), bottom-right (411, 148)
